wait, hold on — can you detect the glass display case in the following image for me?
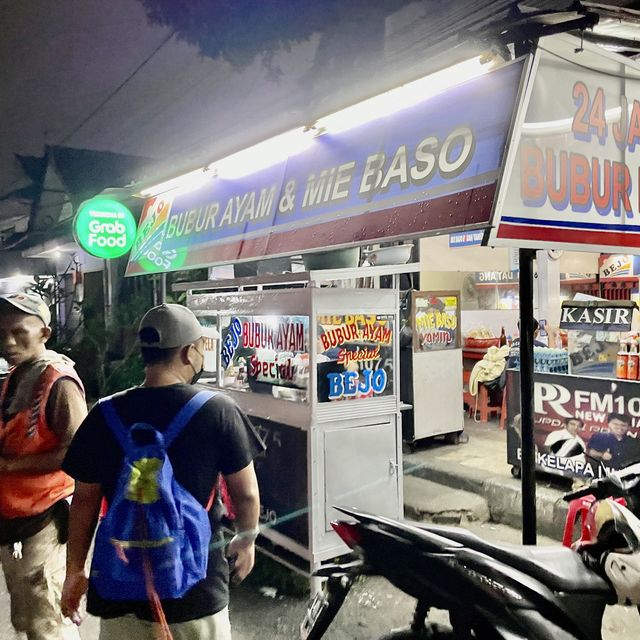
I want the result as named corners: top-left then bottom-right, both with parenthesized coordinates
top-left (186, 279), bottom-right (403, 569)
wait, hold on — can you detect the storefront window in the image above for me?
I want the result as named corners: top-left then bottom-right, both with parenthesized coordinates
top-left (460, 271), bottom-right (519, 311)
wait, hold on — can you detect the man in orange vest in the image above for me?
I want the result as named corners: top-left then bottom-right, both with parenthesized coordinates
top-left (0, 291), bottom-right (87, 639)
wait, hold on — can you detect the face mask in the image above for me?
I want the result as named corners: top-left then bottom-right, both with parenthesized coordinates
top-left (190, 347), bottom-right (205, 385)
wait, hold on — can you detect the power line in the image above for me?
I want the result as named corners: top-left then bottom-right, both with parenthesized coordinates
top-left (59, 30), bottom-right (175, 145)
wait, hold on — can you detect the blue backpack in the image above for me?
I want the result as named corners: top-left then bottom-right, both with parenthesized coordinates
top-left (91, 390), bottom-right (215, 601)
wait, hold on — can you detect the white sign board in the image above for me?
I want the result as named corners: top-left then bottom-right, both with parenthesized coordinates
top-left (489, 34), bottom-right (640, 253)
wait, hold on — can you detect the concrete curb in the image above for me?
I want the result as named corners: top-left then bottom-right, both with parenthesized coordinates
top-left (403, 458), bottom-right (569, 540)
top-left (403, 475), bottom-right (490, 525)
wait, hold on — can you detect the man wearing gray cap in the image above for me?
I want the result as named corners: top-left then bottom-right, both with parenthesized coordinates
top-left (0, 291), bottom-right (87, 640)
top-left (61, 303), bottom-right (264, 639)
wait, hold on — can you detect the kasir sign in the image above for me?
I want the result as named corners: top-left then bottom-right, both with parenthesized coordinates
top-left (74, 198), bottom-right (137, 259)
top-left (559, 301), bottom-right (636, 331)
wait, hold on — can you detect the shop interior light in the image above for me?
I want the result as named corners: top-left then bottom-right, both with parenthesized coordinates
top-left (313, 57), bottom-right (489, 136)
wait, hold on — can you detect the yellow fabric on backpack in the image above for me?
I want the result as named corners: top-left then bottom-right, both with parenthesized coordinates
top-left (127, 458), bottom-right (163, 504)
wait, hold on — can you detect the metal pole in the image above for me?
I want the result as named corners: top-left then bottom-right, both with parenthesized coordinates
top-left (160, 273), bottom-right (167, 303)
top-left (102, 259), bottom-right (113, 325)
top-left (519, 248), bottom-right (536, 545)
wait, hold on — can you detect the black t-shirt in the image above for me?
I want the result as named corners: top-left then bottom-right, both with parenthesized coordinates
top-left (62, 384), bottom-right (265, 623)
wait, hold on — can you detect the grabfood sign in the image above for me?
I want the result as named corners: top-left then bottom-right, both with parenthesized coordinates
top-left (74, 198), bottom-right (137, 259)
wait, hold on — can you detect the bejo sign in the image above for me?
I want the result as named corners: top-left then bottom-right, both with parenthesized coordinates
top-left (74, 198), bottom-right (137, 259)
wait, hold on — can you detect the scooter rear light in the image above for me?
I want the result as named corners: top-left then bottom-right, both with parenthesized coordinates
top-left (331, 521), bottom-right (362, 548)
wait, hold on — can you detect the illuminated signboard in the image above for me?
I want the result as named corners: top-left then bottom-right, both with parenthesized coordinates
top-left (126, 60), bottom-right (525, 275)
top-left (316, 314), bottom-right (395, 403)
top-left (74, 198), bottom-right (137, 259)
top-left (490, 34), bottom-right (640, 253)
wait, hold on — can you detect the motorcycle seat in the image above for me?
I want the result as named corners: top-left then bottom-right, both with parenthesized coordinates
top-left (421, 524), bottom-right (612, 595)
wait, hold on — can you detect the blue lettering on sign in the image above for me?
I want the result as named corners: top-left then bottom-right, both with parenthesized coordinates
top-left (449, 230), bottom-right (484, 247)
top-left (327, 369), bottom-right (388, 400)
top-left (127, 61), bottom-right (525, 276)
top-left (222, 318), bottom-right (242, 368)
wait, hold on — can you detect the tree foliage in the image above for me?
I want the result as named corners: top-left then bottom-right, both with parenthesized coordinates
top-left (138, 0), bottom-right (415, 67)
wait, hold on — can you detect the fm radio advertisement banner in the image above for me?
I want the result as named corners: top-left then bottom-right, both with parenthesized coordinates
top-left (506, 370), bottom-right (640, 479)
top-left (317, 314), bottom-right (394, 403)
top-left (219, 315), bottom-right (309, 401)
top-left (412, 291), bottom-right (460, 352)
top-left (126, 60), bottom-right (525, 275)
top-left (490, 34), bottom-right (640, 252)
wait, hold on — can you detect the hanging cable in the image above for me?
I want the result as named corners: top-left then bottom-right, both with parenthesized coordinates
top-left (59, 30), bottom-right (176, 145)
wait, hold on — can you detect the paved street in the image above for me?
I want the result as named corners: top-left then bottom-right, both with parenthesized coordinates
top-left (0, 522), bottom-right (637, 639)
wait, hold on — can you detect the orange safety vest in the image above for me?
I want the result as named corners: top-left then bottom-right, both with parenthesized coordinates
top-left (0, 361), bottom-right (84, 519)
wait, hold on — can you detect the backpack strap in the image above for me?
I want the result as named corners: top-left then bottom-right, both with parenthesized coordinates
top-left (98, 390), bottom-right (216, 451)
top-left (163, 390), bottom-right (216, 447)
top-left (98, 396), bottom-right (129, 451)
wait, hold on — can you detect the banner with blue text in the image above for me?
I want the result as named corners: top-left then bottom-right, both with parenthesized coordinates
top-left (126, 60), bottom-right (525, 275)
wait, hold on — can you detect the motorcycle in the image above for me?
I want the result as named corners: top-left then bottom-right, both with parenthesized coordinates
top-left (300, 462), bottom-right (640, 640)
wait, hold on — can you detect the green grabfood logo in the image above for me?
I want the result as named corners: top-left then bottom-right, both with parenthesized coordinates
top-left (74, 198), bottom-right (137, 259)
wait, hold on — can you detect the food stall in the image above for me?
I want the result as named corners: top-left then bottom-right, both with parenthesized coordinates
top-left (117, 48), bottom-right (526, 561)
top-left (402, 290), bottom-right (463, 444)
top-left (175, 265), bottom-right (414, 570)
top-left (505, 298), bottom-right (640, 480)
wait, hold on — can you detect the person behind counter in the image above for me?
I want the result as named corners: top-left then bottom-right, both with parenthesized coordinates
top-left (507, 319), bottom-right (546, 368)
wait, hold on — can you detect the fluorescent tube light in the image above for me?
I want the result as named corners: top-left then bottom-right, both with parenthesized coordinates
top-left (314, 57), bottom-right (489, 136)
top-left (138, 56), bottom-right (491, 196)
top-left (213, 128), bottom-right (313, 179)
top-left (139, 167), bottom-right (216, 197)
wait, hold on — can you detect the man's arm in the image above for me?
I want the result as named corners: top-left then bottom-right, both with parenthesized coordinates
top-left (224, 461), bottom-right (260, 583)
top-left (0, 378), bottom-right (87, 474)
top-left (61, 481), bottom-right (103, 624)
top-left (586, 435), bottom-right (611, 461)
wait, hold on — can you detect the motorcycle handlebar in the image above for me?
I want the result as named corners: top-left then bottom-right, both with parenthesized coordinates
top-left (562, 473), bottom-right (639, 503)
top-left (562, 485), bottom-right (596, 502)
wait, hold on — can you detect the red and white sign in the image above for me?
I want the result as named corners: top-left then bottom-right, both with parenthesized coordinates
top-left (489, 34), bottom-right (640, 253)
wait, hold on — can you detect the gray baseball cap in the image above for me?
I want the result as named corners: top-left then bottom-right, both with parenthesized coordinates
top-left (0, 291), bottom-right (51, 326)
top-left (138, 303), bottom-right (215, 348)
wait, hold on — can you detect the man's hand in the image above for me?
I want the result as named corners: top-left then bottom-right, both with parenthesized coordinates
top-left (226, 536), bottom-right (256, 584)
top-left (60, 570), bottom-right (88, 625)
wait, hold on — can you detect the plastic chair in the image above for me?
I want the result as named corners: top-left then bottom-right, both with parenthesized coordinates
top-left (463, 370), bottom-right (503, 425)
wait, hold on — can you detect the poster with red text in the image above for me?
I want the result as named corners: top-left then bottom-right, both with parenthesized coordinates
top-left (219, 315), bottom-right (309, 402)
top-left (489, 34), bottom-right (640, 253)
top-left (316, 314), bottom-right (394, 403)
